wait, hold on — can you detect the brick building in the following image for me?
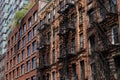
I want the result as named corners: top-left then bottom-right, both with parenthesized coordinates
top-left (37, 0), bottom-right (120, 80)
top-left (5, 1), bottom-right (39, 80)
top-left (86, 0), bottom-right (120, 80)
top-left (0, 54), bottom-right (5, 80)
top-left (37, 0), bottom-right (88, 80)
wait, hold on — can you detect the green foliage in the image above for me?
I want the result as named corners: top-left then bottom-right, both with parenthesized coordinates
top-left (14, 9), bottom-right (27, 24)
top-left (12, 3), bottom-right (34, 27)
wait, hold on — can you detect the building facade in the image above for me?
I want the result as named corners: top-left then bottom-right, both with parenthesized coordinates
top-left (37, 0), bottom-right (88, 80)
top-left (0, 0), bottom-right (29, 55)
top-left (0, 54), bottom-right (6, 80)
top-left (5, 1), bottom-right (39, 80)
top-left (86, 0), bottom-right (120, 80)
top-left (37, 0), bottom-right (120, 80)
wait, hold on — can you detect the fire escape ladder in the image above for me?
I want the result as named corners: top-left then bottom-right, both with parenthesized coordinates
top-left (91, 20), bottom-right (116, 80)
top-left (89, 2), bottom-right (116, 77)
top-left (96, 0), bottom-right (117, 17)
top-left (93, 22), bottom-right (111, 50)
top-left (96, 0), bottom-right (108, 13)
top-left (93, 51), bottom-right (111, 80)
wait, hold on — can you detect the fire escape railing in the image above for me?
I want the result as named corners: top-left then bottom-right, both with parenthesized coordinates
top-left (87, 0), bottom-right (119, 80)
top-left (38, 22), bottom-right (50, 33)
top-left (38, 36), bottom-right (50, 50)
top-left (39, 55), bottom-right (50, 70)
top-left (58, 0), bottom-right (75, 15)
top-left (57, 2), bottom-right (77, 79)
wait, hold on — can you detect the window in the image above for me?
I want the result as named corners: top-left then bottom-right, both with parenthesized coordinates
top-left (15, 33), bottom-right (18, 41)
top-left (80, 61), bottom-right (85, 80)
top-left (14, 45), bottom-right (17, 53)
top-left (13, 57), bottom-right (16, 66)
top-left (112, 25), bottom-right (119, 44)
top-left (31, 76), bottom-right (36, 80)
top-left (53, 9), bottom-right (55, 15)
top-left (33, 11), bottom-right (37, 22)
top-left (9, 72), bottom-right (11, 80)
top-left (52, 49), bottom-right (55, 64)
top-left (28, 17), bottom-right (32, 27)
top-left (11, 48), bottom-right (13, 56)
top-left (27, 45), bottom-right (31, 56)
top-left (13, 70), bottom-right (15, 79)
top-left (17, 67), bottom-right (20, 77)
top-left (22, 50), bottom-right (25, 60)
top-left (28, 31), bottom-right (31, 41)
top-left (11, 36), bottom-right (14, 44)
top-left (111, 0), bottom-right (117, 5)
top-left (26, 78), bottom-right (30, 80)
top-left (7, 63), bottom-right (8, 70)
top-left (33, 26), bottom-right (37, 37)
top-left (18, 41), bottom-right (21, 50)
top-left (42, 75), bottom-right (46, 80)
top-left (71, 0), bottom-right (75, 3)
top-left (109, 0), bottom-right (117, 13)
top-left (72, 64), bottom-right (76, 77)
top-left (22, 36), bottom-right (26, 46)
top-left (79, 9), bottom-right (83, 25)
top-left (48, 13), bottom-right (50, 19)
top-left (100, 7), bottom-right (106, 20)
top-left (32, 57), bottom-right (36, 69)
top-left (91, 63), bottom-right (97, 80)
top-left (80, 33), bottom-right (84, 49)
top-left (90, 36), bottom-right (95, 54)
top-left (17, 54), bottom-right (20, 63)
top-left (47, 53), bottom-right (50, 65)
top-left (53, 29), bottom-right (55, 41)
top-left (53, 9), bottom-right (55, 19)
top-left (21, 64), bottom-right (24, 75)
top-left (88, 10), bottom-right (94, 24)
top-left (7, 51), bottom-right (9, 59)
top-left (26, 60), bottom-right (30, 72)
top-left (32, 41), bottom-right (37, 53)
top-left (6, 74), bottom-right (8, 80)
top-left (42, 54), bottom-right (45, 65)
top-left (71, 39), bottom-right (75, 54)
top-left (10, 60), bottom-right (12, 68)
top-left (8, 40), bottom-right (10, 47)
top-left (19, 28), bottom-right (22, 36)
top-left (47, 32), bottom-right (50, 43)
top-left (48, 13), bottom-right (50, 23)
top-left (52, 72), bottom-right (55, 80)
top-left (23, 23), bottom-right (26, 33)
top-left (47, 73), bottom-right (50, 80)
top-left (71, 14), bottom-right (75, 27)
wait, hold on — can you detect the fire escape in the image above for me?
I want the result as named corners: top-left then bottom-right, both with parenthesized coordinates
top-left (87, 0), bottom-right (120, 80)
top-left (38, 16), bottom-right (51, 80)
top-left (57, 0), bottom-right (77, 80)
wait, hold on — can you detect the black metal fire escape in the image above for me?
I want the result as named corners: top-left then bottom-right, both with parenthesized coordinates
top-left (38, 18), bottom-right (51, 80)
top-left (57, 0), bottom-right (76, 80)
top-left (87, 0), bottom-right (119, 80)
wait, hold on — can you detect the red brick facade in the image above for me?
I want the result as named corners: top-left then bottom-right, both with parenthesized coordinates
top-left (37, 0), bottom-right (120, 80)
top-left (37, 0), bottom-right (89, 80)
top-left (4, 0), bottom-right (120, 80)
top-left (5, 2), bottom-right (39, 80)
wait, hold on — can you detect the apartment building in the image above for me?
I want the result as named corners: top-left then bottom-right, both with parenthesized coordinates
top-left (0, 54), bottom-right (6, 80)
top-left (5, 2), bottom-right (39, 80)
top-left (37, 0), bottom-right (120, 80)
top-left (37, 0), bottom-right (88, 80)
top-left (87, 0), bottom-right (120, 80)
